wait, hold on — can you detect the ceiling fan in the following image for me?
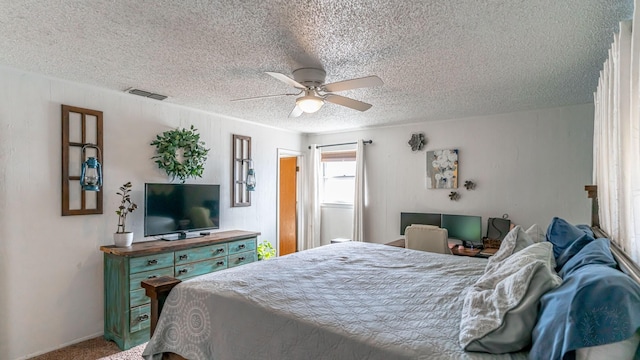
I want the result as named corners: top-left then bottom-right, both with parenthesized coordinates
top-left (231, 68), bottom-right (383, 117)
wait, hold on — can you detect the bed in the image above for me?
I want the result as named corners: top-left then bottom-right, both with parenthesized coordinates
top-left (141, 187), bottom-right (640, 360)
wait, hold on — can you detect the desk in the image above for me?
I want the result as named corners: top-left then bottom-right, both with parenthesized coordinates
top-left (385, 238), bottom-right (494, 258)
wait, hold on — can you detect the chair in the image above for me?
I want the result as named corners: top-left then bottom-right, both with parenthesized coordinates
top-left (404, 224), bottom-right (450, 254)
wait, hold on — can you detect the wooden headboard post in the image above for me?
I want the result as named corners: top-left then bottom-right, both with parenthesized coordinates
top-left (141, 276), bottom-right (182, 337)
top-left (584, 185), bottom-right (599, 228)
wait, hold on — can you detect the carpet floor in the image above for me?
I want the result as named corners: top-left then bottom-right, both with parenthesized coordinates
top-left (27, 337), bottom-right (145, 360)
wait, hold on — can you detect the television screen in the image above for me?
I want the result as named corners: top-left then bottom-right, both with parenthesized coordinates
top-left (441, 214), bottom-right (482, 246)
top-left (400, 212), bottom-right (442, 235)
top-left (144, 183), bottom-right (220, 240)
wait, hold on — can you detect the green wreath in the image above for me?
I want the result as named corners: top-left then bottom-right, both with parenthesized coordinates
top-left (150, 125), bottom-right (209, 183)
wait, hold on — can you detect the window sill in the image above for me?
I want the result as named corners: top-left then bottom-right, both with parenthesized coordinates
top-left (321, 203), bottom-right (354, 209)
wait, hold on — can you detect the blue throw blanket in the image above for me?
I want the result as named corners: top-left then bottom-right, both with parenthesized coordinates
top-left (530, 239), bottom-right (640, 359)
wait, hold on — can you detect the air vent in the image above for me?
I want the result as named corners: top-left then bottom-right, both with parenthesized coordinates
top-left (125, 88), bottom-right (167, 101)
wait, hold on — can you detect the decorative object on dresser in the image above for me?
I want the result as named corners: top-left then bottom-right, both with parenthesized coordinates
top-left (100, 230), bottom-right (260, 350)
top-left (114, 182), bottom-right (137, 247)
top-left (150, 125), bottom-right (209, 183)
top-left (61, 104), bottom-right (104, 215)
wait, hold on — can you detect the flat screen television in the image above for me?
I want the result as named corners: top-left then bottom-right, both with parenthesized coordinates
top-left (400, 212), bottom-right (442, 235)
top-left (144, 183), bottom-right (220, 240)
top-left (441, 214), bottom-right (482, 247)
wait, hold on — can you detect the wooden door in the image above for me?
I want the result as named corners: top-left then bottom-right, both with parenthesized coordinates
top-left (279, 157), bottom-right (297, 255)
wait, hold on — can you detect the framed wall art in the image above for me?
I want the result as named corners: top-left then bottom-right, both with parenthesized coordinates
top-left (426, 149), bottom-right (458, 189)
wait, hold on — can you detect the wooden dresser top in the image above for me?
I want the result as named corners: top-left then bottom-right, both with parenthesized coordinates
top-left (100, 230), bottom-right (261, 257)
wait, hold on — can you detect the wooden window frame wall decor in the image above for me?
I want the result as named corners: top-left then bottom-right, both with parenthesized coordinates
top-left (61, 105), bottom-right (104, 215)
top-left (232, 134), bottom-right (252, 207)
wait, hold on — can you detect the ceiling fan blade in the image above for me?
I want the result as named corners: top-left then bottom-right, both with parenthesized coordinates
top-left (230, 93), bottom-right (299, 102)
top-left (324, 94), bottom-right (373, 112)
top-left (266, 72), bottom-right (307, 90)
top-left (289, 106), bottom-right (303, 118)
top-left (322, 75), bottom-right (383, 93)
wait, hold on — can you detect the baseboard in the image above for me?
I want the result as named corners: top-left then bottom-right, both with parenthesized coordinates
top-left (17, 331), bottom-right (104, 360)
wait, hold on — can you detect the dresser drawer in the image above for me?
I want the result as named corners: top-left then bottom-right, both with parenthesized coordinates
top-left (130, 253), bottom-right (174, 274)
top-left (130, 304), bottom-right (150, 333)
top-left (228, 238), bottom-right (256, 255)
top-left (130, 288), bottom-right (150, 308)
top-left (228, 251), bottom-right (257, 268)
top-left (175, 257), bottom-right (227, 280)
top-left (129, 267), bottom-right (174, 291)
top-left (175, 243), bottom-right (227, 264)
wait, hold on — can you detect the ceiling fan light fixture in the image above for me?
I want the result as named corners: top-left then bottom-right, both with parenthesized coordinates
top-left (296, 95), bottom-right (324, 113)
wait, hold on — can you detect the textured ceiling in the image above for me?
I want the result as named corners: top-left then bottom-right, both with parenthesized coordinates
top-left (0, 0), bottom-right (633, 133)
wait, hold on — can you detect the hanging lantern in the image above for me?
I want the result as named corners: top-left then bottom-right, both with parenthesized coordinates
top-left (246, 167), bottom-right (256, 191)
top-left (80, 144), bottom-right (103, 191)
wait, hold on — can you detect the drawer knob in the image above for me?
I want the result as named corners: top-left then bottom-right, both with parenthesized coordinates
top-left (216, 248), bottom-right (225, 253)
top-left (178, 269), bottom-right (188, 274)
top-left (147, 275), bottom-right (157, 279)
top-left (138, 314), bottom-right (149, 321)
top-left (147, 259), bottom-right (158, 265)
top-left (238, 256), bottom-right (245, 262)
top-left (216, 261), bottom-right (224, 266)
top-left (179, 254), bottom-right (188, 260)
top-left (238, 244), bottom-right (246, 249)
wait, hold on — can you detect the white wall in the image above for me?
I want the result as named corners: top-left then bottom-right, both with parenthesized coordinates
top-left (320, 204), bottom-right (354, 245)
top-left (307, 104), bottom-right (594, 244)
top-left (0, 65), bottom-right (302, 360)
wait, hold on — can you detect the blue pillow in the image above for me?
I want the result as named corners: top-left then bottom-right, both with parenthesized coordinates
top-left (558, 238), bottom-right (617, 278)
top-left (546, 217), bottom-right (595, 260)
top-left (554, 233), bottom-right (594, 272)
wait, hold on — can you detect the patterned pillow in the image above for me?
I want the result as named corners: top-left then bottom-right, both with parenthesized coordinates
top-left (485, 226), bottom-right (535, 274)
top-left (460, 242), bottom-right (562, 353)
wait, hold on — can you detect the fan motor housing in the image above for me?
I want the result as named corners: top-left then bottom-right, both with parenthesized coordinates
top-left (292, 68), bottom-right (326, 88)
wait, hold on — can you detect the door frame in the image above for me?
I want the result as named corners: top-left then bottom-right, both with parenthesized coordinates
top-left (276, 148), bottom-right (304, 256)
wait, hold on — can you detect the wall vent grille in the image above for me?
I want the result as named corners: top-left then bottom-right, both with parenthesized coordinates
top-left (125, 88), bottom-right (168, 101)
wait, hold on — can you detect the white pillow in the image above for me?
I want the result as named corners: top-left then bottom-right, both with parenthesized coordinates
top-left (485, 226), bottom-right (535, 274)
top-left (525, 224), bottom-right (546, 243)
top-left (459, 242), bottom-right (562, 353)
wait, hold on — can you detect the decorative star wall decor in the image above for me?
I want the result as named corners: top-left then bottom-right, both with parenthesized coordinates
top-left (408, 133), bottom-right (425, 151)
top-left (464, 180), bottom-right (476, 190)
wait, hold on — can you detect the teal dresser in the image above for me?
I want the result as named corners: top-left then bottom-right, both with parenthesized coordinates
top-left (100, 230), bottom-right (259, 350)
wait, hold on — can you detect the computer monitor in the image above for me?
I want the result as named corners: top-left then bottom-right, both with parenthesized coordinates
top-left (441, 214), bottom-right (482, 246)
top-left (400, 212), bottom-right (442, 235)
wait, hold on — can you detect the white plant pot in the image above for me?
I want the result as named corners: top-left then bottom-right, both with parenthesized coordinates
top-left (114, 232), bottom-right (134, 247)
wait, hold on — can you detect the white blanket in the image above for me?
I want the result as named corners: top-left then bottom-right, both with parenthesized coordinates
top-left (143, 242), bottom-right (528, 360)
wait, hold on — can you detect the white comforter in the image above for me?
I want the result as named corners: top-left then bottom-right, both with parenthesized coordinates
top-left (143, 242), bottom-right (528, 360)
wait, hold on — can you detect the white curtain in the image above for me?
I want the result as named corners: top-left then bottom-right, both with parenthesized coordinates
top-left (302, 145), bottom-right (322, 250)
top-left (352, 140), bottom-right (365, 242)
top-left (593, 12), bottom-right (640, 264)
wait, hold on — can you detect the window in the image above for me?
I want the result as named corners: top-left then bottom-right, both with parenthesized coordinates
top-left (321, 150), bottom-right (356, 204)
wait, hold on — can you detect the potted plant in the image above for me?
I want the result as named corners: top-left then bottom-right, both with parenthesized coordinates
top-left (257, 240), bottom-right (276, 260)
top-left (114, 181), bottom-right (138, 247)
